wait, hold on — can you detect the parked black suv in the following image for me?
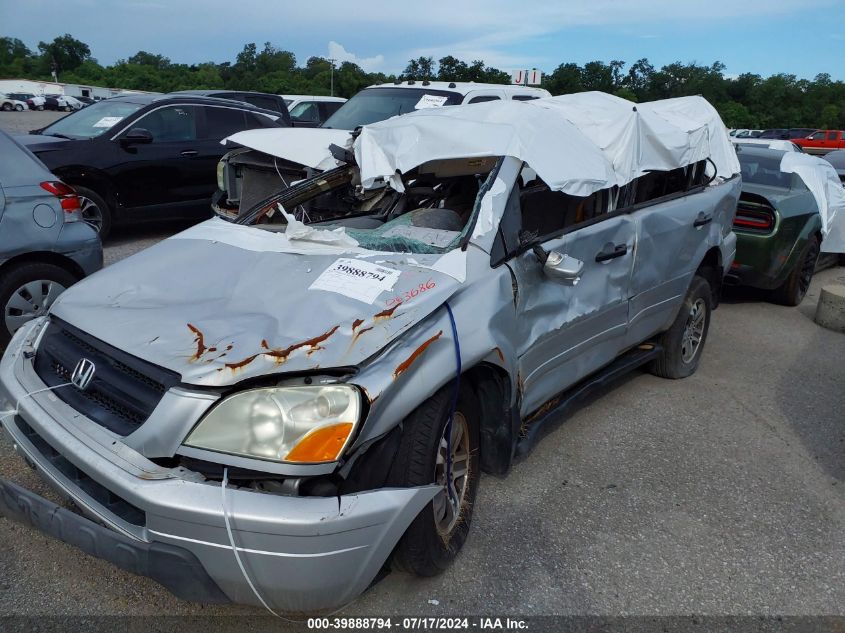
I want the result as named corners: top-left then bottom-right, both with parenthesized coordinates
top-left (169, 90), bottom-right (291, 124)
top-left (17, 94), bottom-right (284, 237)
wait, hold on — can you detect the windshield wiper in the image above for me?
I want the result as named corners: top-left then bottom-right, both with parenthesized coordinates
top-left (47, 133), bottom-right (73, 139)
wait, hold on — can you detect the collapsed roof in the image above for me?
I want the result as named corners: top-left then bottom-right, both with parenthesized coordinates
top-left (354, 91), bottom-right (741, 195)
top-left (225, 91), bottom-right (740, 198)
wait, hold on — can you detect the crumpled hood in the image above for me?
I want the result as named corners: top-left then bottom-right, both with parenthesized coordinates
top-left (49, 221), bottom-right (463, 387)
top-left (222, 127), bottom-right (351, 169)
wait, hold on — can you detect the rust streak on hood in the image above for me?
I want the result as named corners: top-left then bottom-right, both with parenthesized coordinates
top-left (352, 325), bottom-right (374, 344)
top-left (222, 326), bottom-right (340, 371)
top-left (374, 304), bottom-right (400, 321)
top-left (393, 330), bottom-right (443, 379)
top-left (223, 354), bottom-right (259, 371)
top-left (187, 323), bottom-right (206, 361)
top-left (352, 318), bottom-right (365, 331)
top-left (263, 325), bottom-right (340, 364)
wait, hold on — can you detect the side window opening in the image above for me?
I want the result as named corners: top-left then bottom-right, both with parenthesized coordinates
top-left (137, 106), bottom-right (198, 142)
top-left (630, 159), bottom-right (709, 206)
top-left (516, 165), bottom-right (610, 242)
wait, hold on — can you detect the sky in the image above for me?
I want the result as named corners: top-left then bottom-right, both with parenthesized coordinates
top-left (2, 0), bottom-right (845, 80)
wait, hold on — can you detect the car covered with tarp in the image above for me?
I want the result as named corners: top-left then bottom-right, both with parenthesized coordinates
top-left (728, 145), bottom-right (845, 304)
top-left (0, 92), bottom-right (740, 612)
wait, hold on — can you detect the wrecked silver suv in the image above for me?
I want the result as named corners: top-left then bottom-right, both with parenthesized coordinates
top-left (0, 93), bottom-right (740, 612)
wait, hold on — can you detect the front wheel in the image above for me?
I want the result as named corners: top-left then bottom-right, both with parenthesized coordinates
top-left (0, 263), bottom-right (77, 349)
top-left (388, 382), bottom-right (480, 576)
top-left (649, 275), bottom-right (712, 379)
top-left (15, 104), bottom-right (24, 112)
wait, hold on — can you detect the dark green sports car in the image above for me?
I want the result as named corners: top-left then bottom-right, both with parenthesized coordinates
top-left (727, 146), bottom-right (823, 305)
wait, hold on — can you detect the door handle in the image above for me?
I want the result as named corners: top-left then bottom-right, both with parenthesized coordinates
top-left (180, 150), bottom-right (198, 157)
top-left (595, 242), bottom-right (628, 262)
top-left (694, 212), bottom-right (713, 228)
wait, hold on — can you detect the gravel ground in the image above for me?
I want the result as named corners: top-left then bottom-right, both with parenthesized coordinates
top-left (0, 109), bottom-right (66, 135)
top-left (1, 109), bottom-right (844, 626)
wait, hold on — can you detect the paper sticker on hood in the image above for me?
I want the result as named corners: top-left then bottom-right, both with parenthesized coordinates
top-left (309, 258), bottom-right (401, 304)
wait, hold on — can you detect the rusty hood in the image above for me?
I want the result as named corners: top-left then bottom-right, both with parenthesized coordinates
top-left (48, 221), bottom-right (465, 387)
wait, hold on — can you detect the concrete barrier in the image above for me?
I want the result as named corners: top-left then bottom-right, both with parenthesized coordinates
top-left (814, 285), bottom-right (845, 333)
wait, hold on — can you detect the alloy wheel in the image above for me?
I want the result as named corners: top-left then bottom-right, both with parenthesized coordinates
top-left (433, 411), bottom-right (471, 538)
top-left (4, 279), bottom-right (67, 335)
top-left (681, 298), bottom-right (707, 364)
top-left (79, 195), bottom-right (104, 232)
top-left (797, 240), bottom-right (820, 301)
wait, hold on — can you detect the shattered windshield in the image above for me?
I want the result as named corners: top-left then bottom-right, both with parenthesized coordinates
top-left (237, 156), bottom-right (502, 254)
top-left (321, 87), bottom-right (463, 130)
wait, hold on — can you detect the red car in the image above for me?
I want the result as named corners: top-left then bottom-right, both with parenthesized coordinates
top-left (793, 129), bottom-right (845, 155)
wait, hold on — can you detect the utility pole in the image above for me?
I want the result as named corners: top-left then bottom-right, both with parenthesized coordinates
top-left (328, 58), bottom-right (336, 96)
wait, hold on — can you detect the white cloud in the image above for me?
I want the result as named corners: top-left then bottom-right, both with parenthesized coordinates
top-left (327, 41), bottom-right (385, 72)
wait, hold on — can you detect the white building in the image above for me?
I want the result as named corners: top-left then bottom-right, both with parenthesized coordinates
top-left (0, 78), bottom-right (155, 100)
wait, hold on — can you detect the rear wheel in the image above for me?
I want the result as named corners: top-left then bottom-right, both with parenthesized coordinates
top-left (770, 235), bottom-right (820, 306)
top-left (74, 185), bottom-right (113, 238)
top-left (388, 382), bottom-right (480, 576)
top-left (0, 263), bottom-right (77, 349)
top-left (649, 275), bottom-right (712, 379)
top-left (1, 103), bottom-right (10, 112)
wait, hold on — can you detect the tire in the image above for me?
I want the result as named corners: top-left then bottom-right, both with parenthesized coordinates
top-left (388, 382), bottom-right (480, 576)
top-left (1, 103), bottom-right (10, 112)
top-left (770, 235), bottom-right (820, 307)
top-left (648, 275), bottom-right (712, 379)
top-left (37, 105), bottom-right (44, 111)
top-left (0, 263), bottom-right (77, 349)
top-left (74, 185), bottom-right (113, 238)
top-left (15, 104), bottom-right (23, 112)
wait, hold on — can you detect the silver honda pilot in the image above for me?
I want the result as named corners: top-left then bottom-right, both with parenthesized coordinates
top-left (0, 93), bottom-right (740, 612)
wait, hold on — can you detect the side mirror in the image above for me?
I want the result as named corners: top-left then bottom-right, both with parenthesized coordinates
top-left (534, 246), bottom-right (584, 285)
top-left (120, 128), bottom-right (153, 146)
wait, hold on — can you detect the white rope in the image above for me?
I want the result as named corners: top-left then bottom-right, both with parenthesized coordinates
top-left (221, 467), bottom-right (282, 618)
top-left (0, 381), bottom-right (73, 426)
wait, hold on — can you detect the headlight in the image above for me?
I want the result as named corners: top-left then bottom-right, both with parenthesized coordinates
top-left (216, 159), bottom-right (226, 192)
top-left (184, 385), bottom-right (361, 464)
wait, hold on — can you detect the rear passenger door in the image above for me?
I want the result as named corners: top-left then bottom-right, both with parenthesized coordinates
top-left (502, 170), bottom-right (636, 415)
top-left (624, 162), bottom-right (712, 347)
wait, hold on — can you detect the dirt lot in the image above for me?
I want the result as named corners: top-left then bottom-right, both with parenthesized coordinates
top-left (1, 110), bottom-right (844, 624)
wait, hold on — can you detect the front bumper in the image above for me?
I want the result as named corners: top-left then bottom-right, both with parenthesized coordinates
top-left (0, 321), bottom-right (437, 612)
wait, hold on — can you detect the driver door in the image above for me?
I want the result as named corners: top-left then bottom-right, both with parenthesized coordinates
top-left (503, 175), bottom-right (635, 416)
top-left (110, 104), bottom-right (203, 211)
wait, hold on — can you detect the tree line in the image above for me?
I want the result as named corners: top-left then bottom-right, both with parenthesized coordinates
top-left (3, 34), bottom-right (845, 129)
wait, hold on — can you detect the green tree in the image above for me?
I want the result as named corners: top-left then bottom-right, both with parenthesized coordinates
top-left (37, 33), bottom-right (91, 74)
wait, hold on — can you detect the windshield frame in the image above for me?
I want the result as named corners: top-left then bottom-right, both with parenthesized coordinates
top-left (321, 87), bottom-right (463, 130)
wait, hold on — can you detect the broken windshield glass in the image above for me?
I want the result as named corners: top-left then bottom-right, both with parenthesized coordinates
top-left (237, 156), bottom-right (503, 254)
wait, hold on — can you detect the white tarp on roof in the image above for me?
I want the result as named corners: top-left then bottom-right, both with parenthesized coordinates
top-left (781, 152), bottom-right (845, 253)
top-left (354, 92), bottom-right (740, 196)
